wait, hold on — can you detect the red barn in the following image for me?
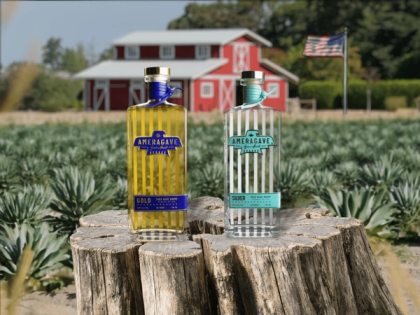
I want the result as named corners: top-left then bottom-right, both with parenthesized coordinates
top-left (75, 29), bottom-right (299, 112)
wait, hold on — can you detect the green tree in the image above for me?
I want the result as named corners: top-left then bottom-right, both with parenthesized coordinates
top-left (395, 52), bottom-right (420, 79)
top-left (262, 42), bottom-right (362, 81)
top-left (99, 47), bottom-right (114, 61)
top-left (42, 37), bottom-right (62, 70)
top-left (354, 2), bottom-right (420, 78)
top-left (170, 0), bottom-right (420, 79)
top-left (22, 69), bottom-right (83, 112)
top-left (168, 0), bottom-right (265, 30)
top-left (61, 43), bottom-right (88, 73)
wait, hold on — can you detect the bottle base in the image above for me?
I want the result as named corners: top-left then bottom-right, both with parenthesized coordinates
top-left (130, 230), bottom-right (187, 242)
top-left (224, 226), bottom-right (279, 238)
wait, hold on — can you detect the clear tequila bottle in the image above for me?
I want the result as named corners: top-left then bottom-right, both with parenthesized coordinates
top-left (224, 71), bottom-right (281, 238)
top-left (126, 67), bottom-right (187, 241)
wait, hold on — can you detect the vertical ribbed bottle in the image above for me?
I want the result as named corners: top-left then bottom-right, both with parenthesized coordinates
top-left (224, 71), bottom-right (281, 238)
top-left (127, 67), bottom-right (187, 241)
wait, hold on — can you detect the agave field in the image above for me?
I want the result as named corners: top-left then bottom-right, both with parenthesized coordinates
top-left (1, 119), bottom-right (420, 290)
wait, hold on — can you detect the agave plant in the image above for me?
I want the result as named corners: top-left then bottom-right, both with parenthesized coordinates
top-left (310, 170), bottom-right (340, 196)
top-left (279, 161), bottom-right (312, 207)
top-left (0, 155), bottom-right (18, 195)
top-left (397, 172), bottom-right (420, 188)
top-left (0, 139), bottom-right (13, 156)
top-left (0, 185), bottom-right (51, 227)
top-left (359, 155), bottom-right (405, 188)
top-left (0, 223), bottom-right (69, 281)
top-left (18, 157), bottom-right (49, 185)
top-left (303, 152), bottom-right (334, 171)
top-left (45, 167), bottom-right (117, 236)
top-left (330, 145), bottom-right (352, 164)
top-left (110, 177), bottom-right (128, 210)
top-left (390, 183), bottom-right (420, 234)
top-left (315, 187), bottom-right (398, 236)
top-left (333, 161), bottom-right (360, 189)
top-left (190, 162), bottom-right (224, 199)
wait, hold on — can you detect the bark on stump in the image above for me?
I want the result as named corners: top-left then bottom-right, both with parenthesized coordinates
top-left (70, 197), bottom-right (403, 315)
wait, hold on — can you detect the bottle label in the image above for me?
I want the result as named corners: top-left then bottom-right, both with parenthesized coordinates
top-left (133, 130), bottom-right (182, 156)
top-left (229, 193), bottom-right (281, 209)
top-left (134, 195), bottom-right (188, 212)
top-left (228, 130), bottom-right (275, 155)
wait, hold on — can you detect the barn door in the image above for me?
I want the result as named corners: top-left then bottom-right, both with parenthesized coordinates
top-left (129, 80), bottom-right (145, 106)
top-left (233, 44), bottom-right (250, 73)
top-left (220, 79), bottom-right (234, 110)
top-left (93, 80), bottom-right (109, 111)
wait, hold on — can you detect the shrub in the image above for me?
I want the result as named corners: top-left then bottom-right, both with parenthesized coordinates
top-left (347, 80), bottom-right (367, 110)
top-left (384, 96), bottom-right (407, 111)
top-left (372, 80), bottom-right (420, 109)
top-left (298, 79), bottom-right (420, 110)
top-left (299, 81), bottom-right (341, 109)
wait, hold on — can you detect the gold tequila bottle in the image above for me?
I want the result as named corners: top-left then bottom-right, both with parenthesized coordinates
top-left (126, 67), bottom-right (187, 241)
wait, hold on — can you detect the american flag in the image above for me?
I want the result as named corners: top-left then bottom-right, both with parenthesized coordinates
top-left (303, 33), bottom-right (345, 57)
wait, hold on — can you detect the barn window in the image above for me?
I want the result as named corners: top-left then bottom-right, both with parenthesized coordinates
top-left (96, 80), bottom-right (108, 88)
top-left (267, 83), bottom-right (280, 98)
top-left (201, 82), bottom-right (214, 98)
top-left (169, 81), bottom-right (182, 98)
top-left (125, 46), bottom-right (139, 59)
top-left (195, 45), bottom-right (210, 59)
top-left (160, 45), bottom-right (175, 59)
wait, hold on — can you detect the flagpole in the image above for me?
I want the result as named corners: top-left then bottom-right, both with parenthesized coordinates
top-left (343, 27), bottom-right (348, 115)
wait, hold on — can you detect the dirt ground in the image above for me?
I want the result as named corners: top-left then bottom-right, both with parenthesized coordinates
top-left (378, 245), bottom-right (420, 315)
top-left (1, 108), bottom-right (420, 126)
top-left (4, 285), bottom-right (77, 315)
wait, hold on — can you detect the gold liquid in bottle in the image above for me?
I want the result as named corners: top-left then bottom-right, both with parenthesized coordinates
top-left (127, 67), bottom-right (187, 241)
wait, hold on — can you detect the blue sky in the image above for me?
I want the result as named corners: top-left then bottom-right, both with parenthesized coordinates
top-left (2, 1), bottom-right (196, 67)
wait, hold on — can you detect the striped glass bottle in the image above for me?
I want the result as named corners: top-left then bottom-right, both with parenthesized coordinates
top-left (126, 67), bottom-right (187, 241)
top-left (223, 71), bottom-right (281, 238)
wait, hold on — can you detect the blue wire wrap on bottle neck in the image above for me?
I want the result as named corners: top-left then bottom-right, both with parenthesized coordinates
top-left (241, 85), bottom-right (278, 109)
top-left (147, 82), bottom-right (184, 108)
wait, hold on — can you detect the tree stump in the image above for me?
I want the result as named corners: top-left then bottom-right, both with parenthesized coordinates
top-left (70, 197), bottom-right (403, 315)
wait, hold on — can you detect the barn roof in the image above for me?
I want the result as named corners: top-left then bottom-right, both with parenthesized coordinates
top-left (112, 29), bottom-right (272, 47)
top-left (74, 59), bottom-right (229, 80)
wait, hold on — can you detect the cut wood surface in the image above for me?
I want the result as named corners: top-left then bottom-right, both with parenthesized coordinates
top-left (71, 197), bottom-right (403, 315)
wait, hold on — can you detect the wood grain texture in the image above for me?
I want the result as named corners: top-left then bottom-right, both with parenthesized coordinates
top-left (139, 242), bottom-right (209, 315)
top-left (71, 234), bottom-right (144, 315)
top-left (71, 198), bottom-right (403, 315)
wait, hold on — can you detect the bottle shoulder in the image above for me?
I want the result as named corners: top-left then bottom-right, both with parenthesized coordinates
top-left (223, 104), bottom-right (281, 113)
top-left (127, 101), bottom-right (186, 112)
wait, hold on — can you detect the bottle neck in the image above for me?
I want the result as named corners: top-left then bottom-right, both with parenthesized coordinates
top-left (147, 81), bottom-right (168, 101)
top-left (242, 85), bottom-right (264, 105)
